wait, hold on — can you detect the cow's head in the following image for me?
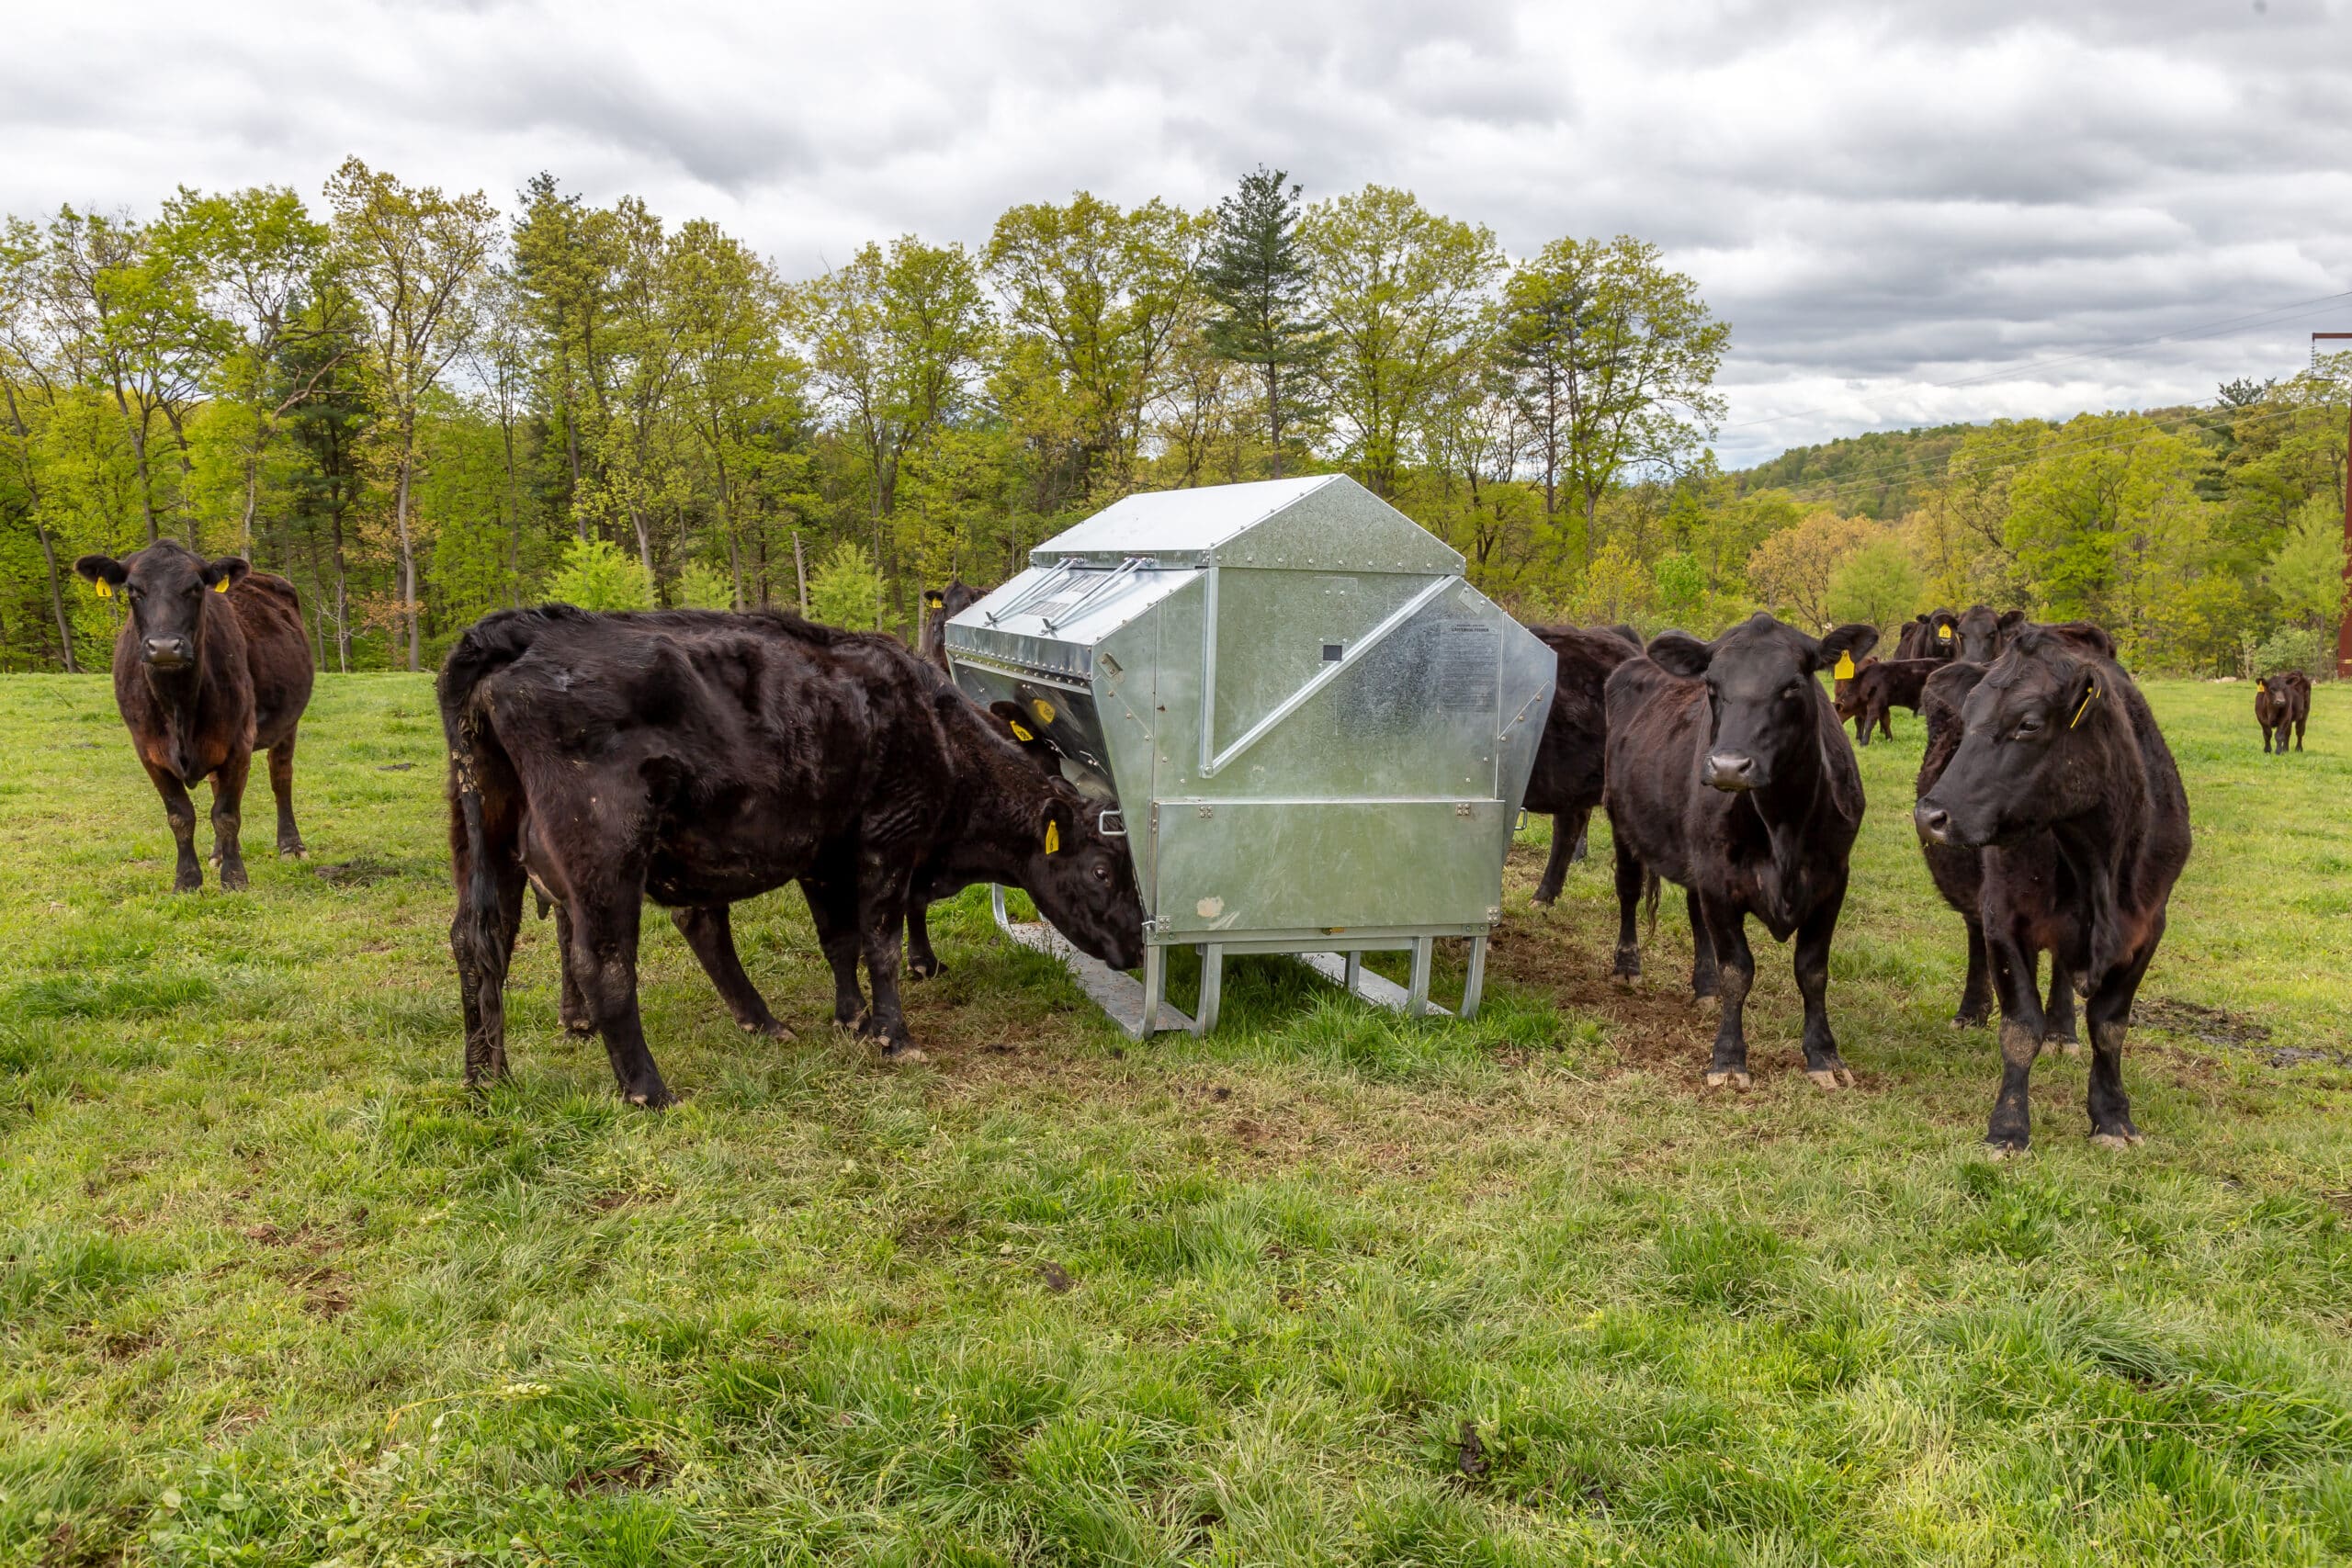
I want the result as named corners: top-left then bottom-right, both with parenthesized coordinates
top-left (1914, 626), bottom-right (2108, 849)
top-left (2256, 672), bottom-right (2301, 705)
top-left (1918, 608), bottom-right (1962, 659)
top-left (1833, 655), bottom-right (1878, 717)
top-left (1647, 612), bottom-right (1879, 792)
top-left (1020, 785), bottom-right (1146, 970)
top-left (1953, 604), bottom-right (2026, 664)
top-left (917, 581), bottom-right (984, 665)
top-left (75, 542), bottom-right (247, 672)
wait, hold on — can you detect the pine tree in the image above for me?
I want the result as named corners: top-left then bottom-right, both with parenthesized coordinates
top-left (1200, 167), bottom-right (1323, 479)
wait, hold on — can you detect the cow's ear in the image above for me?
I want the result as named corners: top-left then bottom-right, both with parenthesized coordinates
top-left (1815, 623), bottom-right (1880, 671)
top-left (1646, 631), bottom-right (1713, 678)
top-left (1996, 608), bottom-right (2028, 632)
top-left (74, 554), bottom-right (128, 588)
top-left (202, 557), bottom-right (251, 592)
top-left (2059, 662), bottom-right (2103, 732)
top-left (923, 590), bottom-right (945, 611)
top-left (1038, 796), bottom-right (1075, 857)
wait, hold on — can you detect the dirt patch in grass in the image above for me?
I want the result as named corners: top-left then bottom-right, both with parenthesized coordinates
top-left (568, 1449), bottom-right (673, 1495)
top-left (2138, 996), bottom-right (2273, 1047)
top-left (311, 856), bottom-right (403, 888)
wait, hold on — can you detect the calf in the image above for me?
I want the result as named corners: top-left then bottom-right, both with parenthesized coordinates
top-left (1840, 657), bottom-right (1942, 746)
top-left (1604, 612), bottom-right (1879, 1089)
top-left (1896, 609), bottom-right (1960, 661)
top-left (441, 606), bottom-right (1143, 1105)
top-left (916, 581), bottom-right (984, 671)
top-left (1914, 626), bottom-right (2190, 1153)
top-left (2256, 672), bottom-right (2311, 755)
top-left (1952, 604), bottom-right (2026, 665)
top-left (74, 542), bottom-right (312, 891)
top-left (1521, 623), bottom-right (1643, 903)
top-left (1833, 655), bottom-right (1879, 741)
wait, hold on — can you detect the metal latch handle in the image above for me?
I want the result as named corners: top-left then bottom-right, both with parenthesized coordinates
top-left (1097, 808), bottom-right (1127, 838)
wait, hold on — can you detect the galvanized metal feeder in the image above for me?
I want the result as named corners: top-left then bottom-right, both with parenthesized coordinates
top-left (944, 475), bottom-right (1555, 1036)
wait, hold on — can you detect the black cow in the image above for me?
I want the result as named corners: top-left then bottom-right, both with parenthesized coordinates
top-left (1832, 654), bottom-right (1879, 741)
top-left (916, 581), bottom-right (984, 671)
top-left (74, 542), bottom-right (313, 891)
top-left (1838, 657), bottom-right (1943, 746)
top-left (1522, 623), bottom-right (1644, 903)
top-left (1914, 626), bottom-right (2191, 1153)
top-left (441, 606), bottom-right (1144, 1105)
top-left (1603, 613), bottom-right (1880, 1089)
top-left (1952, 604), bottom-right (2026, 665)
top-left (2256, 671), bottom-right (2311, 755)
top-left (1896, 608), bottom-right (1960, 661)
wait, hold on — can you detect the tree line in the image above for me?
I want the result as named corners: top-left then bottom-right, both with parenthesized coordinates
top-left (0, 160), bottom-right (2342, 677)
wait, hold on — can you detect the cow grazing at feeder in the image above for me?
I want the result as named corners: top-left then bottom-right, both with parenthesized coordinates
top-left (1521, 623), bottom-right (1645, 903)
top-left (440, 605), bottom-right (1144, 1106)
top-left (1603, 612), bottom-right (1880, 1090)
top-left (1913, 625), bottom-right (2190, 1154)
top-left (74, 542), bottom-right (312, 892)
top-left (916, 581), bottom-right (984, 671)
top-left (2256, 671), bottom-right (2311, 755)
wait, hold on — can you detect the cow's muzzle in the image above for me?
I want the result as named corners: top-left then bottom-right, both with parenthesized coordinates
top-left (1914, 803), bottom-right (1960, 846)
top-left (142, 637), bottom-right (193, 670)
top-left (1703, 751), bottom-right (1760, 791)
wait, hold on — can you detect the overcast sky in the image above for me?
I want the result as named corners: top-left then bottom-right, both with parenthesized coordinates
top-left (7, 0), bottom-right (2348, 465)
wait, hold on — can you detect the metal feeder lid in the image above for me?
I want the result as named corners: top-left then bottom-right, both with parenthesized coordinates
top-left (1028, 474), bottom-right (1465, 575)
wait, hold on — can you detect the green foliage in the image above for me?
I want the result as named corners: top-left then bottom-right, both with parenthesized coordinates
top-left (2255, 626), bottom-right (2328, 678)
top-left (674, 559), bottom-right (733, 610)
top-left (1827, 537), bottom-right (1924, 631)
top-left (807, 539), bottom-right (882, 628)
top-left (1200, 166), bottom-right (1325, 477)
top-left (1652, 550), bottom-right (1704, 622)
top-left (544, 535), bottom-right (653, 611)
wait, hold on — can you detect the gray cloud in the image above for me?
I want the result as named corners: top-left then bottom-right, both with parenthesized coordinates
top-left (5, 0), bottom-right (2347, 463)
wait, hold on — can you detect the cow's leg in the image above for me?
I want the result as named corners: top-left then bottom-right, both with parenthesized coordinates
top-left (1984, 928), bottom-right (2049, 1155)
top-left (854, 857), bottom-right (923, 1061)
top-left (208, 749), bottom-right (253, 891)
top-left (553, 906), bottom-right (594, 1036)
top-left (1687, 886), bottom-right (1719, 1002)
top-left (1700, 896), bottom-right (1753, 1089)
top-left (1533, 807), bottom-right (1589, 906)
top-left (2261, 723), bottom-right (2273, 754)
top-left (450, 853), bottom-right (525, 1089)
top-left (907, 897), bottom-right (945, 978)
top-left (1953, 917), bottom-right (1992, 1027)
top-left (1794, 886), bottom-right (1853, 1089)
top-left (2041, 953), bottom-right (2079, 1053)
top-left (800, 874), bottom-right (868, 1029)
top-left (2086, 926), bottom-right (2160, 1149)
top-left (563, 873), bottom-right (671, 1108)
top-left (142, 761), bottom-right (204, 892)
top-left (267, 730), bottom-right (304, 857)
top-left (1877, 705), bottom-right (1893, 742)
top-left (1611, 835), bottom-right (1644, 986)
top-left (671, 905), bottom-right (793, 1039)
top-left (2295, 717), bottom-right (2306, 753)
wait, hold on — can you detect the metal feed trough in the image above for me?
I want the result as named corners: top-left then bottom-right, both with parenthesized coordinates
top-left (944, 475), bottom-right (1555, 1036)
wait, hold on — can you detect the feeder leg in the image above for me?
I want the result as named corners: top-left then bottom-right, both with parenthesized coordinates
top-left (1407, 937), bottom-right (1433, 1018)
top-left (1195, 944), bottom-right (1224, 1035)
top-left (1141, 943), bottom-right (1169, 1035)
top-left (1343, 951), bottom-right (1363, 995)
top-left (1460, 935), bottom-right (1488, 1021)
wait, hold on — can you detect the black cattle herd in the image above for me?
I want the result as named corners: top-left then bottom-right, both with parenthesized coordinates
top-left (73, 542), bottom-right (2320, 1152)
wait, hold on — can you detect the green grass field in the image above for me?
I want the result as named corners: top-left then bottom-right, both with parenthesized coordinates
top-left (3, 673), bottom-right (2348, 1566)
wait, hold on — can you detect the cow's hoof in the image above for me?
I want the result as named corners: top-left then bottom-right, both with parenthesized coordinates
top-left (1611, 973), bottom-right (1638, 991)
top-left (174, 876), bottom-right (202, 894)
top-left (741, 1017), bottom-right (796, 1041)
top-left (623, 1088), bottom-right (675, 1110)
top-left (908, 959), bottom-right (945, 981)
top-left (1806, 1066), bottom-right (1857, 1090)
top-left (1951, 1012), bottom-right (1989, 1030)
top-left (1984, 1139), bottom-right (2029, 1160)
top-left (880, 1043), bottom-right (929, 1066)
top-left (2088, 1130), bottom-right (2143, 1150)
top-left (220, 865), bottom-right (249, 892)
top-left (561, 1016), bottom-right (595, 1039)
top-left (1530, 891), bottom-right (1557, 909)
top-left (1704, 1069), bottom-right (1751, 1090)
top-left (1693, 994), bottom-right (1720, 1014)
top-left (278, 841), bottom-right (307, 859)
top-left (2052, 1038), bottom-right (2083, 1057)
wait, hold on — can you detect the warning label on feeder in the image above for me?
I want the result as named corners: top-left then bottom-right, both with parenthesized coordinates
top-left (1433, 624), bottom-right (1498, 711)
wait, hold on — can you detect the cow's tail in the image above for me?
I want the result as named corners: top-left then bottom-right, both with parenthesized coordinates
top-left (1643, 867), bottom-right (1662, 942)
top-left (438, 611), bottom-right (545, 1086)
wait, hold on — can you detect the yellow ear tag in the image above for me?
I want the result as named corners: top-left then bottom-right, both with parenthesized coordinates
top-left (1044, 820), bottom-right (1060, 854)
top-left (213, 579), bottom-right (230, 592)
top-left (1009, 720), bottom-right (1034, 741)
top-left (1032, 698), bottom-right (1056, 724)
top-left (925, 593), bottom-right (944, 609)
top-left (1937, 625), bottom-right (1951, 640)
top-left (1833, 653), bottom-right (1855, 680)
top-left (95, 580), bottom-right (112, 598)
top-left (2070, 684), bottom-right (2098, 728)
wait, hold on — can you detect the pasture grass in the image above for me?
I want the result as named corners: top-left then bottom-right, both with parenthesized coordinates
top-left (1, 672), bottom-right (2348, 1566)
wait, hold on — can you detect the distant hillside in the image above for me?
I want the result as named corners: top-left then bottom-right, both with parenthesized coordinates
top-left (1735, 406), bottom-right (2221, 519)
